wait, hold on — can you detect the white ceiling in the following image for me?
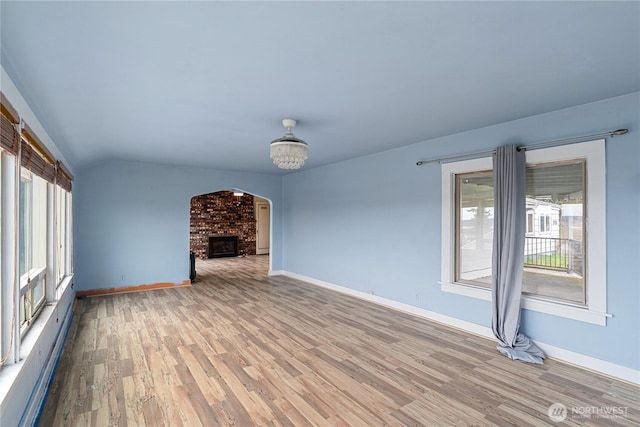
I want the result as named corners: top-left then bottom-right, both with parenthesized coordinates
top-left (1, 1), bottom-right (638, 174)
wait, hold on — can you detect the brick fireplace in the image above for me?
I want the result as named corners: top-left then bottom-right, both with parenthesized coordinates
top-left (208, 235), bottom-right (239, 258)
top-left (190, 191), bottom-right (257, 259)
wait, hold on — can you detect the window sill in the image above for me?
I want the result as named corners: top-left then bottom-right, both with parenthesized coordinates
top-left (440, 282), bottom-right (611, 326)
top-left (56, 275), bottom-right (73, 299)
top-left (0, 291), bottom-right (68, 404)
top-left (0, 282), bottom-right (74, 425)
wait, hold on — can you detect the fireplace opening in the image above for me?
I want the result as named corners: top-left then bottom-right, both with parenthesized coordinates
top-left (208, 235), bottom-right (239, 258)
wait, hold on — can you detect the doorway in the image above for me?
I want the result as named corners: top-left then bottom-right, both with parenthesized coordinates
top-left (189, 189), bottom-right (271, 265)
top-left (255, 197), bottom-right (270, 255)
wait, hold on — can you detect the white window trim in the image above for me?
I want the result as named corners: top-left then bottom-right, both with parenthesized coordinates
top-left (19, 266), bottom-right (46, 292)
top-left (55, 186), bottom-right (68, 286)
top-left (19, 266), bottom-right (47, 337)
top-left (440, 139), bottom-right (610, 326)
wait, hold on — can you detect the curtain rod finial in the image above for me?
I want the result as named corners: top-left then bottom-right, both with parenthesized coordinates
top-left (611, 129), bottom-right (628, 136)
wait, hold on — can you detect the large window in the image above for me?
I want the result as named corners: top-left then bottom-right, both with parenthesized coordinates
top-left (0, 101), bottom-right (74, 367)
top-left (19, 168), bottom-right (47, 333)
top-left (441, 140), bottom-right (607, 325)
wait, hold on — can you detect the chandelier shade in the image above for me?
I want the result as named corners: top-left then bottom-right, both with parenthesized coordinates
top-left (270, 119), bottom-right (308, 170)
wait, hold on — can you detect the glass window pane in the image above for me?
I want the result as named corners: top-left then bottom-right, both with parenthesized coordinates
top-left (19, 167), bottom-right (49, 332)
top-left (20, 292), bottom-right (27, 327)
top-left (455, 172), bottom-right (494, 286)
top-left (33, 278), bottom-right (45, 307)
top-left (19, 169), bottom-right (31, 276)
top-left (56, 186), bottom-right (67, 284)
top-left (19, 168), bottom-right (47, 279)
top-left (32, 174), bottom-right (47, 270)
top-left (523, 160), bottom-right (585, 304)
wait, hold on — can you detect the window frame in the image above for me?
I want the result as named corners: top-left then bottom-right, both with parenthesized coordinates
top-left (440, 139), bottom-right (609, 326)
top-left (18, 169), bottom-right (48, 336)
top-left (0, 136), bottom-right (75, 368)
top-left (19, 267), bottom-right (46, 336)
top-left (55, 186), bottom-right (67, 286)
top-left (526, 212), bottom-right (534, 234)
top-left (454, 170), bottom-right (494, 287)
top-left (1, 98), bottom-right (75, 371)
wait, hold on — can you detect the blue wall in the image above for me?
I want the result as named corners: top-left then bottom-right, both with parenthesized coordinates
top-left (282, 93), bottom-right (640, 370)
top-left (73, 93), bottom-right (639, 371)
top-left (74, 160), bottom-right (283, 291)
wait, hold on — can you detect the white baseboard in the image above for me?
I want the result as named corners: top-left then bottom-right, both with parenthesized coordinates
top-left (534, 342), bottom-right (640, 385)
top-left (276, 270), bottom-right (640, 385)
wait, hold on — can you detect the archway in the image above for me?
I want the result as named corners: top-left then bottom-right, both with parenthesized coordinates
top-left (189, 189), bottom-right (271, 281)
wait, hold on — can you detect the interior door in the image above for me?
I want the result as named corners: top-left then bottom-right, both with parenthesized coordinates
top-left (256, 200), bottom-right (270, 255)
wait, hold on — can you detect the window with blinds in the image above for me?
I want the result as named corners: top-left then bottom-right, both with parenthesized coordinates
top-left (1, 93), bottom-right (75, 364)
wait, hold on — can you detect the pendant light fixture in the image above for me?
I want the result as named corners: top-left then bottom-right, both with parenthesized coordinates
top-left (270, 119), bottom-right (308, 170)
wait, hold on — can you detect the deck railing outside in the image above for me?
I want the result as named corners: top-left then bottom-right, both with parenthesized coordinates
top-left (524, 236), bottom-right (582, 274)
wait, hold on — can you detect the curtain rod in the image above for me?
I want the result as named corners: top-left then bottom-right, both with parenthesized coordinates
top-left (415, 128), bottom-right (628, 166)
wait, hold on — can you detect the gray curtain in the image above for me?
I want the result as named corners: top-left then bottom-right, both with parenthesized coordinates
top-left (491, 145), bottom-right (545, 364)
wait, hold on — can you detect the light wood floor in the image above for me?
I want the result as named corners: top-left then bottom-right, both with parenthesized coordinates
top-left (40, 256), bottom-right (639, 426)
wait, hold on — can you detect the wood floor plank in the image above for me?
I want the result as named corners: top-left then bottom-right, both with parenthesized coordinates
top-left (39, 255), bottom-right (640, 426)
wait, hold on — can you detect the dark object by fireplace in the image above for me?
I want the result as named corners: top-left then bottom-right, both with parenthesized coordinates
top-left (189, 251), bottom-right (196, 283)
top-left (208, 235), bottom-right (239, 258)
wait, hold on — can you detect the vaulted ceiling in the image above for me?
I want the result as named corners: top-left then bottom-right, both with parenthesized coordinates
top-left (1, 1), bottom-right (638, 174)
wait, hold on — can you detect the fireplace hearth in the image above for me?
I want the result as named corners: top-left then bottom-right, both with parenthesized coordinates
top-left (208, 235), bottom-right (239, 258)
